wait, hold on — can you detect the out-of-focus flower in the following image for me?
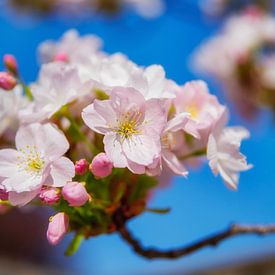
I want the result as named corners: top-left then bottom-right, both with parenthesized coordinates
top-left (47, 212), bottom-right (69, 245)
top-left (90, 152), bottom-right (113, 178)
top-left (192, 11), bottom-right (275, 118)
top-left (39, 29), bottom-right (103, 64)
top-left (39, 187), bottom-right (61, 205)
top-left (0, 72), bottom-right (17, 91)
top-left (9, 0), bottom-right (165, 19)
top-left (82, 87), bottom-right (166, 174)
top-left (62, 181), bottom-right (89, 207)
top-left (207, 113), bottom-right (252, 190)
top-left (0, 123), bottom-right (75, 206)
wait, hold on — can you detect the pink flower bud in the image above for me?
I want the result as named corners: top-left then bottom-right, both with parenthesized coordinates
top-left (0, 72), bottom-right (16, 91)
top-left (53, 53), bottom-right (69, 63)
top-left (3, 54), bottom-right (18, 74)
top-left (39, 187), bottom-right (60, 205)
top-left (62, 182), bottom-right (89, 207)
top-left (75, 159), bottom-right (89, 176)
top-left (0, 189), bottom-right (8, 201)
top-left (47, 212), bottom-right (69, 246)
top-left (90, 153), bottom-right (113, 179)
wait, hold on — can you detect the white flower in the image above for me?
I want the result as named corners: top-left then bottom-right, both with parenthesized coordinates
top-left (20, 62), bottom-right (87, 124)
top-left (207, 116), bottom-right (252, 190)
top-left (0, 123), bottom-right (75, 206)
top-left (38, 29), bottom-right (103, 64)
top-left (80, 53), bottom-right (175, 100)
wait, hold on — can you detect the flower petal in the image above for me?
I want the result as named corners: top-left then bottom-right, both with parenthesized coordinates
top-left (103, 133), bottom-right (128, 168)
top-left (0, 149), bottom-right (21, 177)
top-left (122, 135), bottom-right (159, 165)
top-left (50, 157), bottom-right (75, 187)
top-left (9, 189), bottom-right (40, 206)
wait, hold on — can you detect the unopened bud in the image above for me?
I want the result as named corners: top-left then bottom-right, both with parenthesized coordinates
top-left (53, 53), bottom-right (69, 63)
top-left (75, 159), bottom-right (89, 176)
top-left (3, 54), bottom-right (18, 75)
top-left (0, 72), bottom-right (16, 91)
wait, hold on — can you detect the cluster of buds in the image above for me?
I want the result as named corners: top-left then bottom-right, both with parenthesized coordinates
top-left (0, 30), bottom-right (251, 255)
top-left (193, 7), bottom-right (275, 119)
top-left (0, 54), bottom-right (18, 91)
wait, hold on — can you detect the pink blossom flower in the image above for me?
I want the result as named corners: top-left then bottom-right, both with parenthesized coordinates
top-left (39, 187), bottom-right (61, 205)
top-left (47, 212), bottom-right (69, 245)
top-left (90, 153), bottom-right (113, 178)
top-left (0, 123), bottom-right (75, 206)
top-left (82, 87), bottom-right (166, 173)
top-left (174, 81), bottom-right (225, 139)
top-left (207, 113), bottom-right (252, 190)
top-left (75, 159), bottom-right (89, 176)
top-left (62, 182), bottom-right (89, 207)
top-left (0, 72), bottom-right (17, 91)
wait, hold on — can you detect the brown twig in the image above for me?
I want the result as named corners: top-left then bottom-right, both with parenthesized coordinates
top-left (116, 221), bottom-right (275, 259)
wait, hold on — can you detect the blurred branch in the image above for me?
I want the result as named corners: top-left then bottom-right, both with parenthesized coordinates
top-left (115, 218), bottom-right (275, 259)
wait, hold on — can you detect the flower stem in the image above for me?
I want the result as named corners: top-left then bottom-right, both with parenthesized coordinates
top-left (180, 148), bottom-right (207, 161)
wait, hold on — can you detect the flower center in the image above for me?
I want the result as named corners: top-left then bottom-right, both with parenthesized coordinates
top-left (17, 145), bottom-right (45, 175)
top-left (113, 111), bottom-right (142, 140)
top-left (161, 132), bottom-right (176, 150)
top-left (186, 104), bottom-right (199, 119)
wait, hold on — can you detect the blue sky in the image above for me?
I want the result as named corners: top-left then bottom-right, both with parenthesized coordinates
top-left (0, 1), bottom-right (275, 274)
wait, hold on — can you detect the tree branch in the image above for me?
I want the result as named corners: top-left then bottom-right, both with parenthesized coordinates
top-left (116, 222), bottom-right (275, 259)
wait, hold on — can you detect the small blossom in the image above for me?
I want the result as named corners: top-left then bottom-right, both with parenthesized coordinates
top-left (90, 153), bottom-right (113, 178)
top-left (62, 182), bottom-right (89, 207)
top-left (0, 123), bottom-right (75, 206)
top-left (82, 87), bottom-right (166, 174)
top-left (174, 81), bottom-right (225, 139)
top-left (39, 187), bottom-right (61, 205)
top-left (3, 54), bottom-right (18, 75)
top-left (47, 212), bottom-right (69, 245)
top-left (0, 72), bottom-right (17, 91)
top-left (75, 159), bottom-right (89, 176)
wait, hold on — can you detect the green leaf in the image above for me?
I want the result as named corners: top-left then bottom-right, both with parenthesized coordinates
top-left (65, 233), bottom-right (83, 256)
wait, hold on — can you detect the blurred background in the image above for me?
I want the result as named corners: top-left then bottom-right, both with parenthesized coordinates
top-left (0, 0), bottom-right (275, 274)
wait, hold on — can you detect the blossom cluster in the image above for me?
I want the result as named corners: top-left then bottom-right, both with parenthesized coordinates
top-left (193, 8), bottom-right (275, 118)
top-left (0, 30), bottom-right (251, 252)
top-left (8, 0), bottom-right (165, 18)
